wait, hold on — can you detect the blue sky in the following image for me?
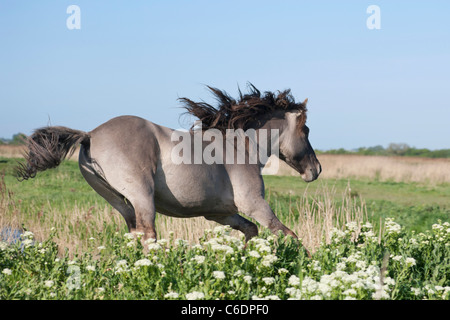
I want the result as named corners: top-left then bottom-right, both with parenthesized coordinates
top-left (1, 0), bottom-right (449, 150)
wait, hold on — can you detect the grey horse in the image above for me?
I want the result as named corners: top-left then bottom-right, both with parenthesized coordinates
top-left (18, 84), bottom-right (321, 249)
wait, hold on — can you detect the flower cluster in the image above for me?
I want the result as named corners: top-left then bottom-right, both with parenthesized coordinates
top-left (0, 218), bottom-right (448, 300)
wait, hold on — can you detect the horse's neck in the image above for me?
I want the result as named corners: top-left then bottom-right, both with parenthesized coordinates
top-left (253, 119), bottom-right (286, 165)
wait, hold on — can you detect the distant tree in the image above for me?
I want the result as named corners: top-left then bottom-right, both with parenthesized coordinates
top-left (367, 145), bottom-right (385, 154)
top-left (10, 133), bottom-right (27, 145)
top-left (316, 143), bottom-right (449, 158)
top-left (387, 143), bottom-right (410, 156)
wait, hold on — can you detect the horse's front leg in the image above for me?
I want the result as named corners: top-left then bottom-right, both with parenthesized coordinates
top-left (240, 200), bottom-right (311, 257)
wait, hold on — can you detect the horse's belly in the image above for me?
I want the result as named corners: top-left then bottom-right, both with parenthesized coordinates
top-left (153, 163), bottom-right (237, 217)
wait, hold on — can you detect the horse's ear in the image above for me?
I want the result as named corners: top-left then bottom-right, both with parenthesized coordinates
top-left (303, 98), bottom-right (308, 105)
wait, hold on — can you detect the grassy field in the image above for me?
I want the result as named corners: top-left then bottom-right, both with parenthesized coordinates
top-left (2, 155), bottom-right (448, 251)
top-left (0, 152), bottom-right (449, 300)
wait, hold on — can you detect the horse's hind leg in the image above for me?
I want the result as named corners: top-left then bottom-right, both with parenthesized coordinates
top-left (80, 156), bottom-right (157, 242)
top-left (205, 213), bottom-right (258, 242)
top-left (124, 187), bottom-right (157, 241)
top-left (78, 145), bottom-right (136, 232)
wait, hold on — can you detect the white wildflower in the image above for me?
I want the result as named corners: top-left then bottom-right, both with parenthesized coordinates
top-left (210, 243), bottom-right (234, 255)
top-left (134, 259), bottom-right (152, 267)
top-left (86, 265), bottom-right (96, 272)
top-left (157, 239), bottom-right (168, 246)
top-left (243, 275), bottom-right (252, 284)
top-left (264, 295), bottom-right (280, 300)
top-left (185, 291), bottom-right (205, 300)
top-left (164, 292), bottom-right (179, 299)
top-left (405, 257), bottom-right (416, 267)
top-left (134, 232), bottom-right (144, 239)
top-left (278, 268), bottom-right (289, 275)
top-left (44, 280), bottom-right (54, 288)
top-left (0, 241), bottom-right (8, 251)
top-left (362, 222), bottom-right (373, 229)
top-left (146, 242), bottom-right (162, 251)
top-left (385, 218), bottom-right (402, 235)
top-left (336, 262), bottom-right (346, 271)
top-left (330, 228), bottom-right (346, 243)
top-left (192, 255), bottom-right (206, 264)
top-left (261, 254), bottom-right (278, 267)
top-left (2, 268), bottom-right (12, 275)
top-left (114, 259), bottom-right (129, 274)
top-left (22, 239), bottom-right (34, 248)
top-left (234, 270), bottom-right (244, 277)
top-left (213, 271), bottom-right (225, 280)
top-left (213, 225), bottom-right (231, 236)
top-left (384, 276), bottom-right (396, 287)
top-left (288, 275), bottom-right (300, 286)
top-left (346, 221), bottom-right (359, 232)
top-left (310, 260), bottom-right (321, 271)
top-left (411, 288), bottom-right (421, 296)
top-left (262, 277), bottom-right (275, 285)
top-left (285, 287), bottom-right (302, 299)
top-left (301, 277), bottom-right (318, 293)
top-left (22, 231), bottom-right (34, 239)
top-left (123, 233), bottom-right (134, 240)
top-left (343, 288), bottom-right (357, 296)
top-left (318, 283), bottom-right (332, 297)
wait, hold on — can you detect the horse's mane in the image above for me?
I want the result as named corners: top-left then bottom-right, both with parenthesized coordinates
top-left (179, 83), bottom-right (307, 132)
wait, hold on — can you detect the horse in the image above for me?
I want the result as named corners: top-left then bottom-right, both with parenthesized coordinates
top-left (17, 84), bottom-right (321, 250)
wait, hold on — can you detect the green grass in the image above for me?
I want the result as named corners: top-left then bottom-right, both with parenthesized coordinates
top-left (1, 158), bottom-right (100, 210)
top-left (1, 157), bottom-right (449, 300)
top-left (2, 156), bottom-right (449, 235)
top-left (263, 175), bottom-right (450, 233)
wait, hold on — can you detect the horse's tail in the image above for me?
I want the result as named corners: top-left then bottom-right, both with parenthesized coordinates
top-left (16, 126), bottom-right (90, 181)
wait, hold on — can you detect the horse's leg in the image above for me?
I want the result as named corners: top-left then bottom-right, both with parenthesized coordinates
top-left (240, 200), bottom-right (311, 257)
top-left (130, 199), bottom-right (156, 242)
top-left (205, 213), bottom-right (258, 241)
top-left (79, 146), bottom-right (136, 231)
top-left (124, 180), bottom-right (157, 242)
top-left (240, 200), bottom-right (297, 239)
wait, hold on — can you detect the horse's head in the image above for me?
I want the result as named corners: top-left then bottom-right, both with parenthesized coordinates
top-left (278, 106), bottom-right (321, 182)
top-left (179, 83), bottom-right (322, 181)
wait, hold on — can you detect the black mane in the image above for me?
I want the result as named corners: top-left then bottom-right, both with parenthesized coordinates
top-left (179, 83), bottom-right (307, 131)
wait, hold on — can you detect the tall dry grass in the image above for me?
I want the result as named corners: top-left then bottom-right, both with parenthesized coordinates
top-left (0, 145), bottom-right (79, 161)
top-left (0, 145), bottom-right (25, 158)
top-left (268, 154), bottom-right (450, 184)
top-left (1, 171), bottom-right (366, 255)
top-left (155, 184), bottom-right (367, 252)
